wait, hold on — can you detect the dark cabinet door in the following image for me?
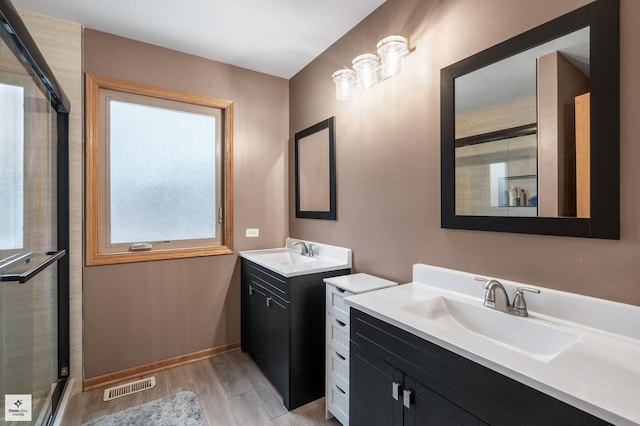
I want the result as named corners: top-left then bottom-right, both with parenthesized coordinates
top-left (247, 285), bottom-right (269, 372)
top-left (352, 341), bottom-right (483, 426)
top-left (406, 377), bottom-right (481, 426)
top-left (240, 270), bottom-right (251, 353)
top-left (266, 295), bottom-right (289, 398)
top-left (350, 344), bottom-right (400, 426)
top-left (245, 281), bottom-right (290, 401)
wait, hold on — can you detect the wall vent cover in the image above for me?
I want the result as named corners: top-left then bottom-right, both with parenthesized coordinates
top-left (103, 376), bottom-right (156, 401)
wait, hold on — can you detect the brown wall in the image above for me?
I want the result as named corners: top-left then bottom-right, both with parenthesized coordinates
top-left (289, 0), bottom-right (640, 306)
top-left (83, 29), bottom-right (289, 379)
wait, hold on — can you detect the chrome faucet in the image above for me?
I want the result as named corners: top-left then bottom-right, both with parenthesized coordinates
top-left (483, 279), bottom-right (510, 312)
top-left (293, 241), bottom-right (314, 257)
top-left (475, 277), bottom-right (540, 317)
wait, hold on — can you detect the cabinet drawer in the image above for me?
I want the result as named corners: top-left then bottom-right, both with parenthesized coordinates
top-left (326, 284), bottom-right (352, 322)
top-left (328, 346), bottom-right (349, 391)
top-left (327, 314), bottom-right (350, 355)
top-left (242, 259), bottom-right (289, 301)
top-left (327, 378), bottom-right (349, 426)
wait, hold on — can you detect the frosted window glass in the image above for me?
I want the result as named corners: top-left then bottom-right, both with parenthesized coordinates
top-left (0, 83), bottom-right (24, 250)
top-left (109, 100), bottom-right (217, 244)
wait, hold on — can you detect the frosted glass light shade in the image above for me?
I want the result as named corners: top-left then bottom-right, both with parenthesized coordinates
top-left (377, 35), bottom-right (408, 79)
top-left (331, 69), bottom-right (356, 101)
top-left (352, 53), bottom-right (379, 90)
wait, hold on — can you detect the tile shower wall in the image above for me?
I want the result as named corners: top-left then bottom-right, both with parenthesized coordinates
top-left (18, 9), bottom-right (83, 392)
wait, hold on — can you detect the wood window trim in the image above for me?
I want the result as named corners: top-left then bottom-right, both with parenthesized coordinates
top-left (85, 73), bottom-right (234, 266)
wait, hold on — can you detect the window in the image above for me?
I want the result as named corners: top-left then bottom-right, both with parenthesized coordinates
top-left (85, 74), bottom-right (233, 265)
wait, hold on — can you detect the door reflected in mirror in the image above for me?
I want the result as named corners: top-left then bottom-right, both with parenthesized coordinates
top-left (454, 27), bottom-right (590, 218)
top-left (295, 117), bottom-right (336, 220)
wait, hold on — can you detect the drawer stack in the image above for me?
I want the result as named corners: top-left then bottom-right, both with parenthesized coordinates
top-left (326, 284), bottom-right (352, 424)
top-left (324, 273), bottom-right (397, 426)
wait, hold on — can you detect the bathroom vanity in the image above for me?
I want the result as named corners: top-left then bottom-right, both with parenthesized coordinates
top-left (239, 239), bottom-right (351, 410)
top-left (350, 309), bottom-right (605, 425)
top-left (346, 264), bottom-right (640, 425)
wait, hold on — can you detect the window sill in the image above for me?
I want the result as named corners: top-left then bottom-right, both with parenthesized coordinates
top-left (85, 245), bottom-right (234, 266)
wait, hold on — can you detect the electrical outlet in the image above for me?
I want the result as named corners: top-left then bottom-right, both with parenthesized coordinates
top-left (246, 228), bottom-right (259, 238)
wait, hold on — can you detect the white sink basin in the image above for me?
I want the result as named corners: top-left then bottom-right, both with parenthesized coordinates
top-left (239, 239), bottom-right (351, 278)
top-left (403, 296), bottom-right (580, 361)
top-left (259, 251), bottom-right (318, 265)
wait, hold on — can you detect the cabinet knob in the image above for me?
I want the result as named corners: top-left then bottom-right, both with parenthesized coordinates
top-left (403, 389), bottom-right (413, 409)
top-left (392, 381), bottom-right (402, 400)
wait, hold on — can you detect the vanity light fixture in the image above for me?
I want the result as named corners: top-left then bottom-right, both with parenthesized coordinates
top-left (352, 53), bottom-right (379, 90)
top-left (331, 69), bottom-right (356, 101)
top-left (331, 35), bottom-right (409, 101)
top-left (377, 35), bottom-right (409, 78)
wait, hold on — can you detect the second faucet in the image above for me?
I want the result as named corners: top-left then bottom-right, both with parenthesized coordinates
top-left (294, 241), bottom-right (315, 257)
top-left (476, 277), bottom-right (540, 317)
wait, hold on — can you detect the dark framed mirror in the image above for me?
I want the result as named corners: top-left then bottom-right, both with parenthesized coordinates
top-left (295, 116), bottom-right (336, 220)
top-left (441, 0), bottom-right (619, 239)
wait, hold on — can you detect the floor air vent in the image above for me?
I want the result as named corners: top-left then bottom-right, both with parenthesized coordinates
top-left (103, 376), bottom-right (156, 401)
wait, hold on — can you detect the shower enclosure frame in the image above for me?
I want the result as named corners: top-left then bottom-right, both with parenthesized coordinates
top-left (0, 0), bottom-right (70, 423)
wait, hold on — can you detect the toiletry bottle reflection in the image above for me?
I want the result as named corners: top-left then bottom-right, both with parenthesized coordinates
top-left (520, 189), bottom-right (527, 207)
top-left (509, 187), bottom-right (518, 207)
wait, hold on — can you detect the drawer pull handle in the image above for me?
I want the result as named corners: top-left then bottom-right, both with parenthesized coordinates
top-left (249, 285), bottom-right (253, 296)
top-left (335, 384), bottom-right (346, 395)
top-left (336, 351), bottom-right (346, 361)
top-left (392, 381), bottom-right (402, 400)
top-left (335, 318), bottom-right (346, 327)
top-left (266, 297), bottom-right (272, 307)
top-left (336, 287), bottom-right (346, 293)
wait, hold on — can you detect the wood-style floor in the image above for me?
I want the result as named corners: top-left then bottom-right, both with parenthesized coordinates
top-left (63, 350), bottom-right (341, 425)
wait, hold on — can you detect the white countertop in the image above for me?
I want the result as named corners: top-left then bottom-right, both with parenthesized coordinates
top-left (345, 264), bottom-right (640, 425)
top-left (239, 238), bottom-right (351, 277)
top-left (323, 273), bottom-right (397, 294)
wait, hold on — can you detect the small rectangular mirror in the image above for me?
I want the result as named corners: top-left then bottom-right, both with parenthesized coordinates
top-left (295, 117), bottom-right (336, 220)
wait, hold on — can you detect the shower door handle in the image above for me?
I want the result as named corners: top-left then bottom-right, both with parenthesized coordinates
top-left (0, 249), bottom-right (66, 283)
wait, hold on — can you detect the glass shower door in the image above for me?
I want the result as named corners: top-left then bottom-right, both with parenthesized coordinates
top-left (1, 268), bottom-right (59, 425)
top-left (1, 3), bottom-right (69, 422)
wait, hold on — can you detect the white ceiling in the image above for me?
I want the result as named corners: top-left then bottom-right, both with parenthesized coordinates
top-left (13, 0), bottom-right (386, 79)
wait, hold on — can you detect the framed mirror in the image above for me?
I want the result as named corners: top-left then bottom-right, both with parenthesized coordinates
top-left (441, 0), bottom-right (619, 239)
top-left (295, 116), bottom-right (336, 220)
